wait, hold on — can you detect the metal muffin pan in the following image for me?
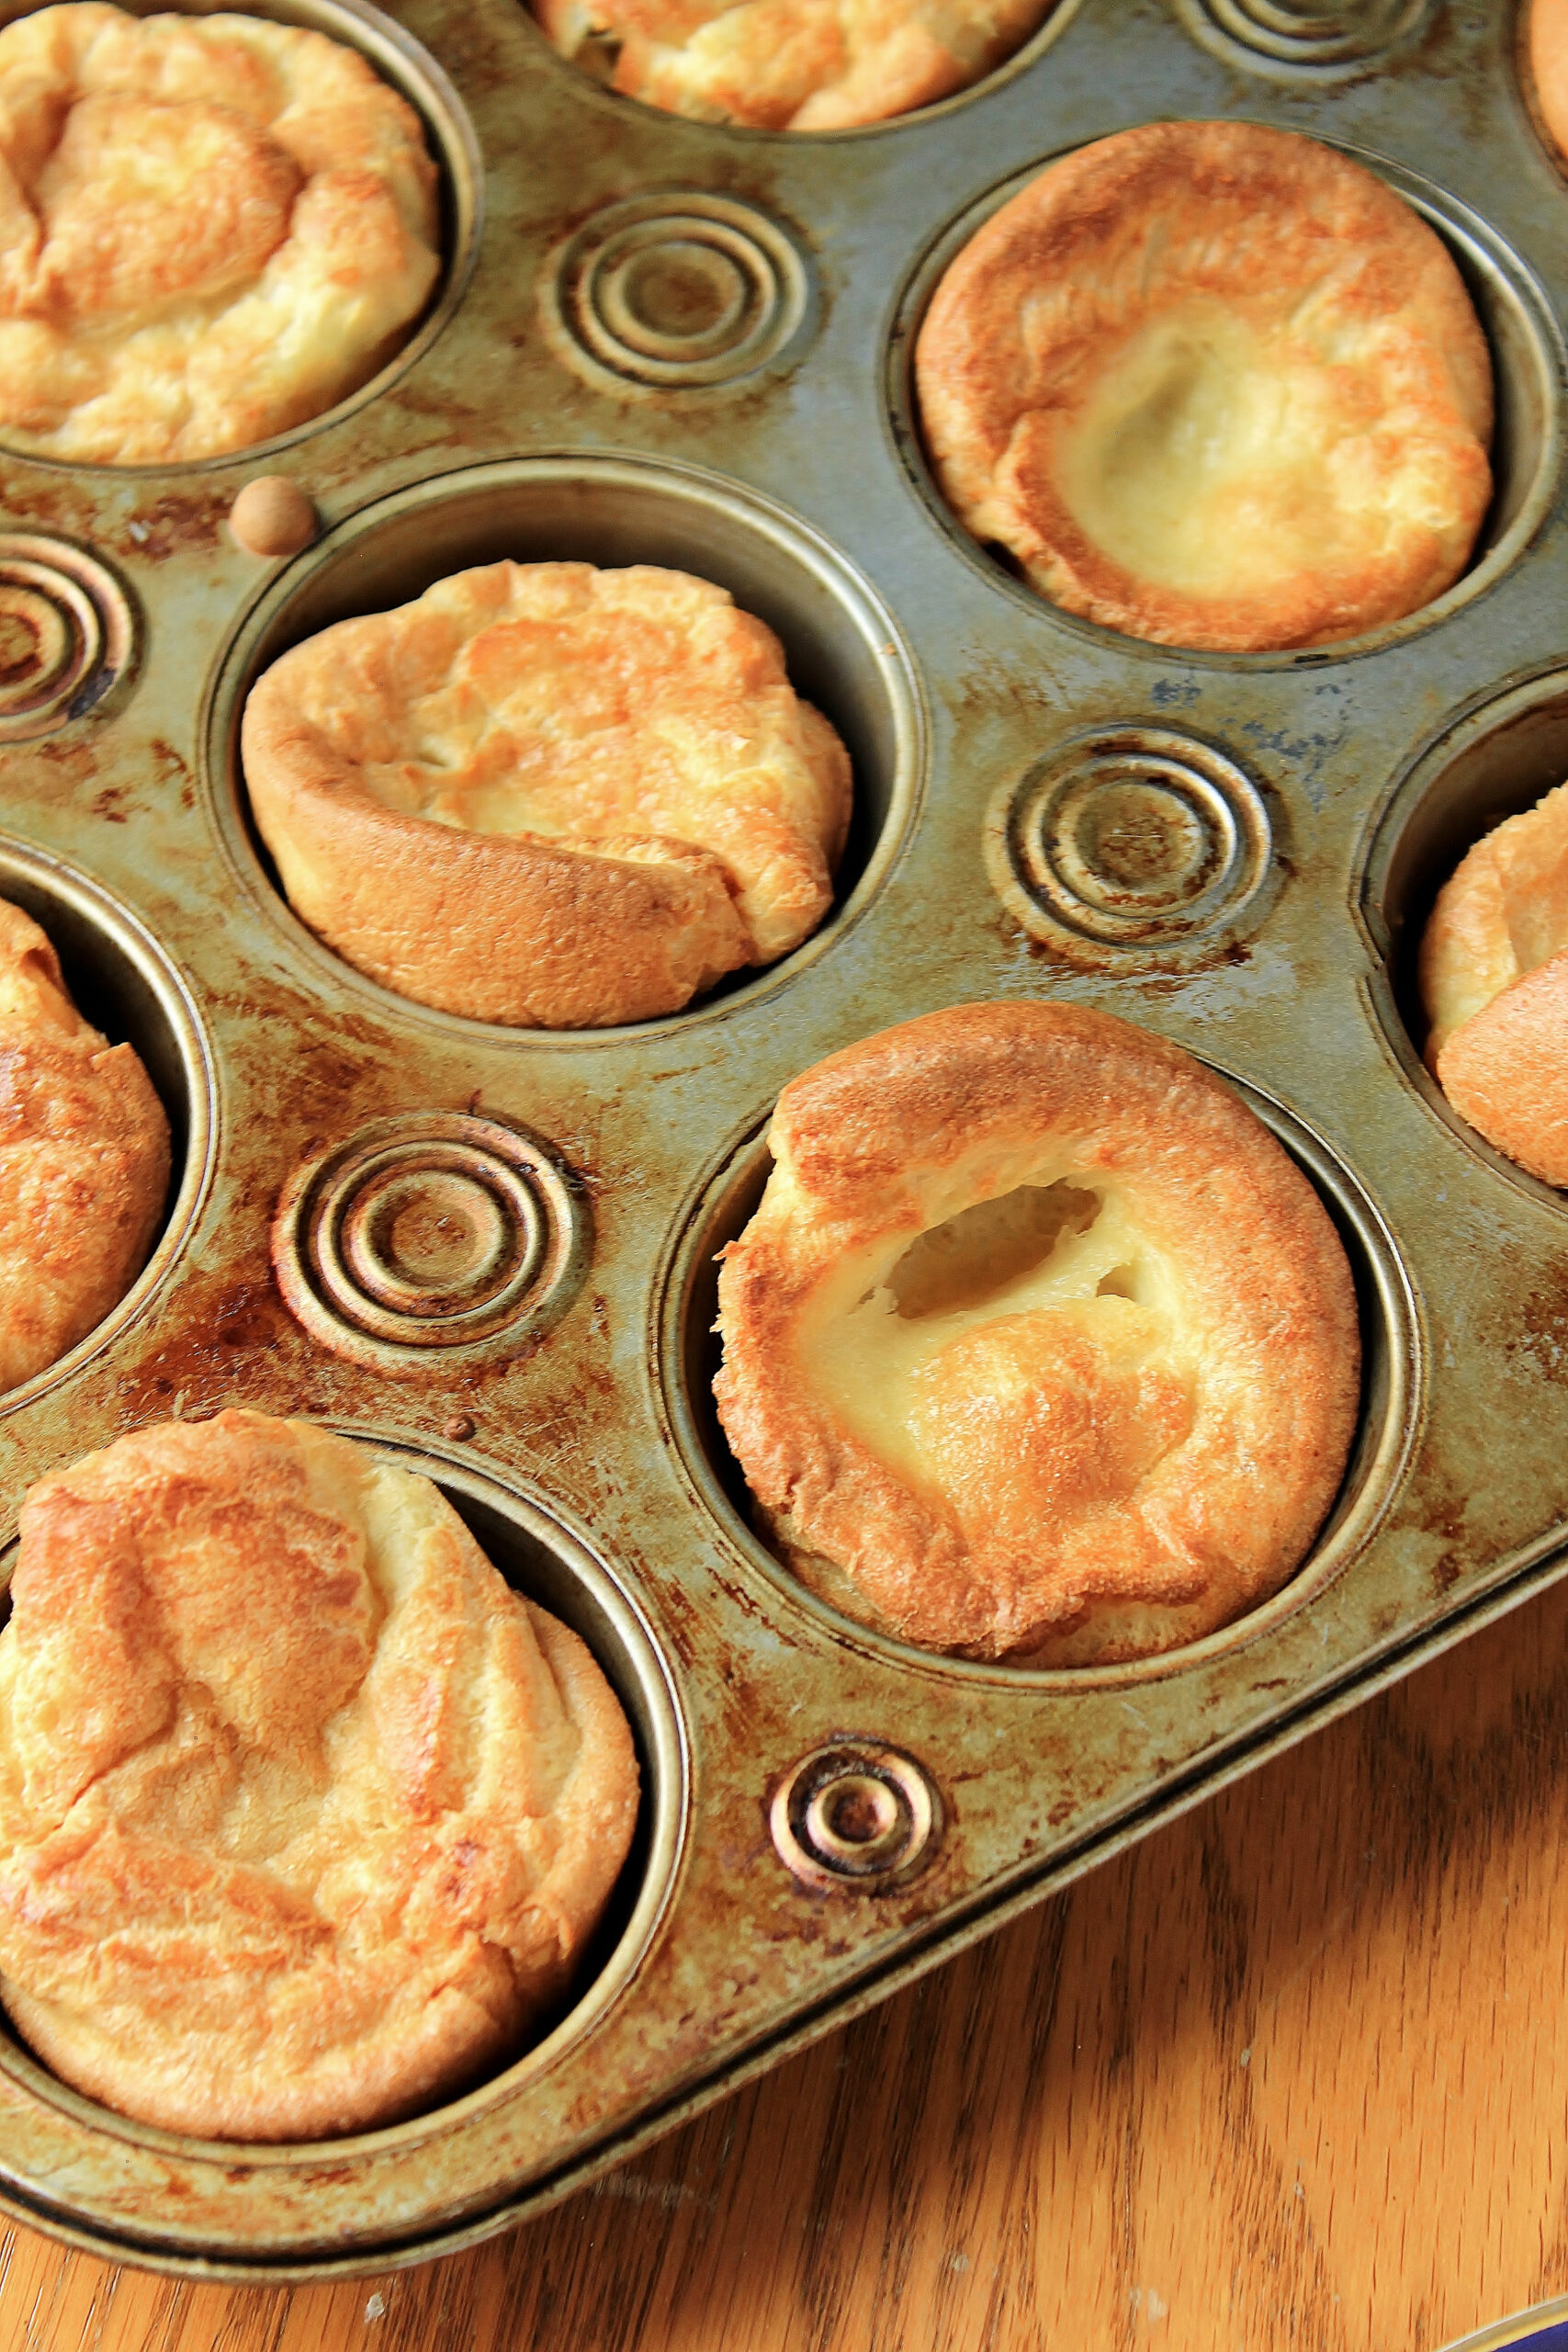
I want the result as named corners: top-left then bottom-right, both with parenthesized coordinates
top-left (1, 0), bottom-right (1566, 2279)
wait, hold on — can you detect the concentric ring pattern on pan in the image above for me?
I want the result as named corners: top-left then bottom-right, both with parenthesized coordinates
top-left (0, 0), bottom-right (1566, 2279)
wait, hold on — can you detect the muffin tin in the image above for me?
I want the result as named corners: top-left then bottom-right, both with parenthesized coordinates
top-left (1, 0), bottom-right (1565, 2282)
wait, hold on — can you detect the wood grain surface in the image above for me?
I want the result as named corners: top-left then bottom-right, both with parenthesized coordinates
top-left (8, 1570), bottom-right (1568, 2352)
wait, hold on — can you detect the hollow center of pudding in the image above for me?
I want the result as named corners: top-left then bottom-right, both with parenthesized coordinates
top-left (888, 1181), bottom-right (1100, 1317)
top-left (802, 1170), bottom-right (1194, 1536)
top-left (1053, 302), bottom-right (1364, 597)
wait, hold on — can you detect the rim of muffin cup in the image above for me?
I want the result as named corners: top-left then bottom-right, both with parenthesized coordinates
top-left (0, 1435), bottom-right (689, 2182)
top-left (884, 130), bottom-right (1567, 671)
top-left (202, 453), bottom-right (928, 1045)
top-left (1359, 662), bottom-right (1568, 1210)
top-left (0, 0), bottom-right (483, 481)
top-left (655, 1063), bottom-right (1424, 1692)
top-left (0, 836), bottom-right (217, 1418)
top-left (513, 0), bottom-right (1089, 143)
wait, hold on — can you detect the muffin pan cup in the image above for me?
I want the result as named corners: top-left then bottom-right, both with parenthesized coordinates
top-left (3, 0), bottom-right (1568, 2278)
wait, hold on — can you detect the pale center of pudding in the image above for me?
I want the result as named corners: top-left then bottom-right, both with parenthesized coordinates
top-left (1053, 302), bottom-right (1364, 598)
top-left (800, 1175), bottom-right (1195, 1540)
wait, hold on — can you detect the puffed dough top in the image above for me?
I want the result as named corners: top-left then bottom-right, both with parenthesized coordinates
top-left (0, 898), bottom-right (169, 1396)
top-left (0, 1411), bottom-right (640, 2141)
top-left (243, 560), bottom-right (852, 1028)
top-left (0, 5), bottom-right (440, 464)
top-left (715, 1002), bottom-right (1360, 1663)
top-left (915, 121), bottom-right (1495, 651)
top-left (1419, 782), bottom-right (1568, 1186)
top-left (534, 0), bottom-right (1055, 130)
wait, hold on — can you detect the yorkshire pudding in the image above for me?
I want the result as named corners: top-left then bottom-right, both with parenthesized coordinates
top-left (0, 896), bottom-right (170, 1395)
top-left (243, 560), bottom-right (853, 1028)
top-left (0, 4), bottom-right (440, 464)
top-left (1531, 0), bottom-right (1568, 166)
top-left (914, 121), bottom-right (1495, 651)
top-left (0, 1409), bottom-right (639, 2140)
top-left (714, 1001), bottom-right (1360, 1663)
top-left (1418, 781), bottom-right (1568, 1184)
top-left (534, 0), bottom-right (1054, 129)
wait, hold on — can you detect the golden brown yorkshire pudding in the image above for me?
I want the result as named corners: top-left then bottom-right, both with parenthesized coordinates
top-left (714, 1001), bottom-right (1360, 1664)
top-left (0, 897), bottom-right (170, 1395)
top-left (914, 121), bottom-right (1495, 652)
top-left (1418, 782), bottom-right (1568, 1185)
top-left (0, 5), bottom-right (440, 464)
top-left (1530, 0), bottom-right (1568, 164)
top-left (243, 560), bottom-right (853, 1028)
top-left (533, 0), bottom-right (1055, 130)
top-left (0, 1410), bottom-right (639, 2141)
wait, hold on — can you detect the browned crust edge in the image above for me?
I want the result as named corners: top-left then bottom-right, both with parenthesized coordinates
top-left (1434, 953), bottom-right (1568, 1186)
top-left (1531, 0), bottom-right (1568, 164)
top-left (243, 676), bottom-right (752, 1028)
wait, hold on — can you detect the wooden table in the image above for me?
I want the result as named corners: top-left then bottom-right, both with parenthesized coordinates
top-left (7, 1566), bottom-right (1568, 2352)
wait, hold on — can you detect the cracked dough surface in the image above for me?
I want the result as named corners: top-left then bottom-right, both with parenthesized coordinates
top-left (0, 5), bottom-right (440, 463)
top-left (0, 896), bottom-right (169, 1396)
top-left (715, 1001), bottom-right (1360, 1663)
top-left (0, 1410), bottom-right (639, 2141)
top-left (534, 0), bottom-right (1055, 130)
top-left (915, 120), bottom-right (1494, 650)
top-left (1419, 780), bottom-right (1568, 1185)
top-left (243, 560), bottom-right (852, 1028)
